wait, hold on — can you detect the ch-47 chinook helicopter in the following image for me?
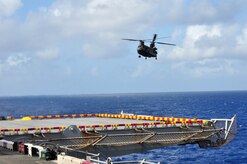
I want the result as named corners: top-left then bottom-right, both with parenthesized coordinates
top-left (122, 34), bottom-right (176, 60)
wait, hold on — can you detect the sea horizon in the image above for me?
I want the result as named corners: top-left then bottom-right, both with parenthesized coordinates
top-left (0, 89), bottom-right (246, 98)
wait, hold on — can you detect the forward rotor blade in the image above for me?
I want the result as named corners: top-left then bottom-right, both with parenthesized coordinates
top-left (155, 42), bottom-right (176, 46)
top-left (122, 38), bottom-right (140, 41)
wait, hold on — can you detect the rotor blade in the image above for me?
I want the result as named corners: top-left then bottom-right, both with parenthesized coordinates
top-left (155, 42), bottom-right (176, 46)
top-left (122, 38), bottom-right (140, 41)
top-left (144, 36), bottom-right (171, 41)
top-left (156, 36), bottom-right (171, 39)
top-left (152, 34), bottom-right (157, 42)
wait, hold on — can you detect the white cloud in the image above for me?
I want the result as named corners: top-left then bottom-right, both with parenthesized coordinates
top-left (185, 25), bottom-right (221, 46)
top-left (0, 0), bottom-right (158, 59)
top-left (53, 9), bottom-right (61, 17)
top-left (161, 24), bottom-right (247, 62)
top-left (6, 54), bottom-right (30, 66)
top-left (171, 59), bottom-right (239, 78)
top-left (0, 54), bottom-right (30, 74)
top-left (157, 24), bottom-right (247, 78)
top-left (36, 48), bottom-right (59, 59)
top-left (82, 33), bottom-right (127, 58)
top-left (0, 1), bottom-right (247, 76)
top-left (236, 26), bottom-right (247, 55)
top-left (159, 0), bottom-right (247, 24)
top-left (0, 0), bottom-right (22, 16)
top-left (1, 0), bottom-right (247, 60)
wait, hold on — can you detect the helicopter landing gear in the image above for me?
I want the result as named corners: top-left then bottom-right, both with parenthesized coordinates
top-left (145, 57), bottom-right (147, 60)
top-left (138, 55), bottom-right (141, 58)
top-left (155, 57), bottom-right (157, 60)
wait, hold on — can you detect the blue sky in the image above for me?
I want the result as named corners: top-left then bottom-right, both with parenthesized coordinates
top-left (0, 0), bottom-right (247, 96)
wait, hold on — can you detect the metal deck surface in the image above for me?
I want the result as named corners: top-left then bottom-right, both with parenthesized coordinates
top-left (0, 147), bottom-right (56, 164)
top-left (0, 117), bottom-right (153, 129)
top-left (0, 114), bottom-right (237, 163)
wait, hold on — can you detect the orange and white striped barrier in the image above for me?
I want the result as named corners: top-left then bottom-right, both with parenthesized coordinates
top-left (0, 113), bottom-right (209, 135)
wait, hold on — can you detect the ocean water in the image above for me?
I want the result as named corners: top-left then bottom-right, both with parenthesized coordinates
top-left (0, 91), bottom-right (246, 163)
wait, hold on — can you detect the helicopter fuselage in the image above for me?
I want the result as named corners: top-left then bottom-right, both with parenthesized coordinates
top-left (137, 44), bottom-right (157, 58)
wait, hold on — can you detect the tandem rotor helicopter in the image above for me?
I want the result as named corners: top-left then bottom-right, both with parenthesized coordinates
top-left (122, 34), bottom-right (176, 60)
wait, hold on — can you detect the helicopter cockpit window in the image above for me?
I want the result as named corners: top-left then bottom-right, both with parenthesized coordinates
top-left (139, 41), bottom-right (144, 46)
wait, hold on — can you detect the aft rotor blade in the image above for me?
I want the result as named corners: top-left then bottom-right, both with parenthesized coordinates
top-left (155, 42), bottom-right (176, 46)
top-left (157, 36), bottom-right (171, 39)
top-left (122, 38), bottom-right (140, 41)
top-left (144, 36), bottom-right (171, 41)
top-left (152, 34), bottom-right (157, 42)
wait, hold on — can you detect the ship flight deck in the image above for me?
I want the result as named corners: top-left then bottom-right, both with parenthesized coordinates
top-left (0, 113), bottom-right (237, 163)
